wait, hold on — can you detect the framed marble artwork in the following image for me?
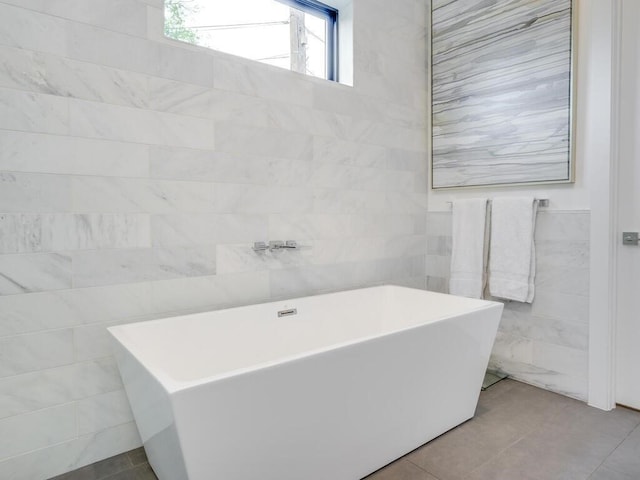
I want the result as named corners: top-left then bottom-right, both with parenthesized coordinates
top-left (430, 0), bottom-right (576, 189)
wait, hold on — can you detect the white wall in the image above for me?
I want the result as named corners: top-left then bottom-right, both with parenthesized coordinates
top-left (0, 0), bottom-right (430, 478)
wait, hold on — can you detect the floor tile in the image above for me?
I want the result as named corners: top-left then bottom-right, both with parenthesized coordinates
top-left (406, 421), bottom-right (508, 480)
top-left (363, 459), bottom-right (439, 480)
top-left (599, 423), bottom-right (640, 476)
top-left (588, 465), bottom-right (637, 480)
top-left (126, 448), bottom-right (148, 467)
top-left (50, 453), bottom-right (132, 480)
top-left (103, 463), bottom-right (157, 480)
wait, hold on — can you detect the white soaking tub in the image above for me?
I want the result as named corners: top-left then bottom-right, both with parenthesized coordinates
top-left (109, 285), bottom-right (503, 480)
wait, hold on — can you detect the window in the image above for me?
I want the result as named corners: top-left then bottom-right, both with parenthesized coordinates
top-left (164, 0), bottom-right (338, 81)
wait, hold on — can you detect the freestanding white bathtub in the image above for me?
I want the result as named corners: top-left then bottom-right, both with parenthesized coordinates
top-left (109, 285), bottom-right (503, 480)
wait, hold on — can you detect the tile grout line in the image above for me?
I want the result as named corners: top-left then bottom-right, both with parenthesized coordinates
top-left (585, 421), bottom-right (640, 479)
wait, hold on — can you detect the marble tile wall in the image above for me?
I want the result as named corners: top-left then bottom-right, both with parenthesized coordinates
top-left (426, 210), bottom-right (590, 401)
top-left (0, 0), bottom-right (429, 478)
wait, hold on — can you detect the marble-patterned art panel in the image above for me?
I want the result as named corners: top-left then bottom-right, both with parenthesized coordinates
top-left (431, 0), bottom-right (574, 188)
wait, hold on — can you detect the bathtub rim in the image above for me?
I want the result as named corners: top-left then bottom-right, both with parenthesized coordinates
top-left (108, 284), bottom-right (503, 394)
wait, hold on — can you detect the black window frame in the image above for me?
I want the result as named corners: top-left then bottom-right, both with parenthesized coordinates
top-left (276, 0), bottom-right (339, 81)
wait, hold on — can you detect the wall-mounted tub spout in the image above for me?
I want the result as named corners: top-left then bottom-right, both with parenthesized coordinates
top-left (271, 240), bottom-right (297, 250)
top-left (253, 240), bottom-right (298, 252)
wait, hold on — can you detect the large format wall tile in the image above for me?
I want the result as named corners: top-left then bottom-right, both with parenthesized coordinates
top-left (0, 131), bottom-right (150, 177)
top-left (0, 0), bottom-right (430, 478)
top-left (425, 210), bottom-right (590, 401)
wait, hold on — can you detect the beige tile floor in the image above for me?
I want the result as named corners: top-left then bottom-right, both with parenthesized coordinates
top-left (53, 379), bottom-right (640, 480)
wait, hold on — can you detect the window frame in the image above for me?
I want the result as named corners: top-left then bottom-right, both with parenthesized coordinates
top-left (275, 0), bottom-right (339, 81)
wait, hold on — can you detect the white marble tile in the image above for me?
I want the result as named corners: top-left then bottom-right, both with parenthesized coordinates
top-left (73, 322), bottom-right (119, 362)
top-left (71, 177), bottom-right (215, 214)
top-left (312, 136), bottom-right (388, 168)
top-left (426, 276), bottom-right (447, 293)
top-left (68, 21), bottom-right (161, 77)
top-left (310, 163), bottom-right (388, 191)
top-left (69, 99), bottom-right (214, 149)
top-left (535, 266), bottom-right (590, 296)
top-left (150, 214), bottom-right (217, 247)
top-left (152, 146), bottom-right (314, 186)
top-left (388, 148), bottom-right (428, 172)
top-left (536, 239), bottom-right (590, 270)
top-left (151, 213), bottom-right (268, 247)
top-left (139, 0), bottom-right (163, 7)
top-left (489, 356), bottom-right (587, 401)
top-left (0, 45), bottom-right (149, 108)
top-left (0, 359), bottom-right (123, 420)
top-left (150, 271), bottom-right (271, 315)
top-left (379, 99), bottom-right (428, 130)
top-left (209, 88), bottom-right (271, 126)
top-left (216, 243), bottom-right (312, 274)
top-left (77, 390), bottom-right (134, 436)
top-left (414, 214), bottom-right (427, 235)
top-left (0, 0), bottom-right (435, 477)
top-left (72, 358), bottom-right (124, 399)
top-left (316, 235), bottom-right (426, 265)
top-left (215, 123), bottom-right (312, 160)
top-left (157, 43), bottom-right (214, 87)
top-left (72, 247), bottom-right (217, 288)
top-left (427, 235), bottom-right (452, 256)
top-left (215, 184), bottom-right (313, 214)
top-left (0, 0), bottom-right (148, 37)
top-left (215, 154), bottom-right (314, 187)
top-left (536, 211), bottom-right (590, 240)
top-left (268, 263), bottom-right (372, 299)
top-left (532, 289), bottom-right (590, 324)
top-left (491, 331), bottom-right (535, 364)
top-left (426, 212), bottom-right (452, 236)
top-left (0, 87), bottom-right (69, 135)
top-left (269, 213), bottom-right (415, 240)
top-left (269, 214), bottom-right (352, 240)
top-left (0, 213), bottom-right (151, 254)
top-left (312, 82), bottom-right (377, 118)
top-left (424, 254), bottom-right (451, 278)
top-left (312, 188), bottom-right (388, 214)
top-left (0, 403), bottom-right (76, 460)
top-left (148, 78), bottom-right (213, 117)
top-left (268, 102), bottom-right (345, 138)
top-left (0, 282), bottom-right (153, 337)
top-left (0, 365), bottom-right (76, 420)
top-left (0, 172), bottom-right (72, 213)
top-left (0, 2), bottom-right (69, 56)
top-left (358, 121), bottom-right (427, 151)
top-left (0, 131), bottom-right (149, 177)
top-left (0, 422), bottom-right (141, 480)
top-left (0, 292), bottom-right (79, 336)
top-left (0, 253), bottom-right (71, 295)
top-left (532, 341), bottom-right (589, 378)
top-left (268, 256), bottom-right (421, 300)
top-left (500, 306), bottom-right (589, 351)
top-left (0, 329), bottom-right (74, 378)
top-left (213, 54), bottom-right (313, 107)
top-left (149, 145), bottom-right (216, 181)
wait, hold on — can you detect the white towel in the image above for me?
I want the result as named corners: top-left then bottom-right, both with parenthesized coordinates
top-left (449, 198), bottom-right (489, 299)
top-left (489, 197), bottom-right (538, 303)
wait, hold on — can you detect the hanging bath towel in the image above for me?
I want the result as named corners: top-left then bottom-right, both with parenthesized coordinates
top-left (489, 197), bottom-right (539, 303)
top-left (449, 198), bottom-right (489, 299)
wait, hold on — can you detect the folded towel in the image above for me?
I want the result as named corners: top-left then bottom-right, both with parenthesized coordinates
top-left (449, 198), bottom-right (489, 299)
top-left (489, 197), bottom-right (539, 303)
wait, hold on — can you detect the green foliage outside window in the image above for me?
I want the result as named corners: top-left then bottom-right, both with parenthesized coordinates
top-left (164, 0), bottom-right (199, 44)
